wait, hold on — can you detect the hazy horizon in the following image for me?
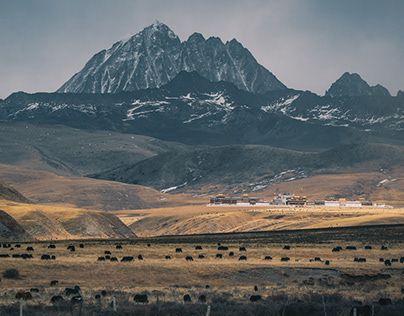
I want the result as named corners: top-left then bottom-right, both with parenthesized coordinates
top-left (1, 0), bottom-right (403, 98)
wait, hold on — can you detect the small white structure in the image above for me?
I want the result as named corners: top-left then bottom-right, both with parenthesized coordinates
top-left (324, 201), bottom-right (340, 207)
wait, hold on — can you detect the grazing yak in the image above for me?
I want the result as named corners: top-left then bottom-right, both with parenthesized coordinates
top-left (364, 245), bottom-right (372, 250)
top-left (26, 246), bottom-right (34, 251)
top-left (239, 255), bottom-right (247, 261)
top-left (384, 259), bottom-right (392, 266)
top-left (116, 244), bottom-right (123, 249)
top-left (50, 280), bottom-right (59, 286)
top-left (185, 256), bottom-right (194, 261)
top-left (41, 254), bottom-right (51, 260)
top-left (281, 257), bottom-right (290, 262)
top-left (332, 246), bottom-right (342, 252)
top-left (79, 244), bottom-right (84, 248)
top-left (137, 255), bottom-right (144, 260)
top-left (283, 245), bottom-right (290, 250)
top-left (354, 257), bottom-right (366, 263)
top-left (198, 294), bottom-right (207, 303)
top-left (239, 246), bottom-right (247, 252)
top-left (175, 248), bottom-right (182, 253)
top-left (217, 246), bottom-right (229, 251)
top-left (121, 256), bottom-right (134, 262)
top-left (134, 294), bottom-right (148, 303)
top-left (183, 294), bottom-right (192, 303)
top-left (110, 257), bottom-right (118, 262)
top-left (15, 291), bottom-right (32, 300)
top-left (165, 255), bottom-right (172, 260)
top-left (325, 260), bottom-right (330, 265)
top-left (381, 245), bottom-right (388, 250)
top-left (264, 256), bottom-right (272, 260)
top-left (71, 295), bottom-right (83, 305)
top-left (198, 254), bottom-right (205, 259)
top-left (48, 244), bottom-right (56, 249)
top-left (346, 246), bottom-right (357, 250)
top-left (67, 245), bottom-right (75, 252)
top-left (216, 254), bottom-right (223, 259)
top-left (65, 287), bottom-right (81, 296)
top-left (50, 295), bottom-right (64, 304)
top-left (97, 256), bottom-right (106, 261)
top-left (250, 295), bottom-right (262, 302)
top-left (104, 251), bottom-right (112, 255)
top-left (229, 252), bottom-right (235, 257)
top-left (195, 245), bottom-right (203, 250)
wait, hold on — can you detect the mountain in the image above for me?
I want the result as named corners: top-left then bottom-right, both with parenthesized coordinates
top-left (325, 72), bottom-right (391, 97)
top-left (58, 21), bottom-right (286, 94)
top-left (1, 72), bottom-right (372, 149)
top-left (92, 143), bottom-right (404, 192)
top-left (398, 90), bottom-right (404, 98)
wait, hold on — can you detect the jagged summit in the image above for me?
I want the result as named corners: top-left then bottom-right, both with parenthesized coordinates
top-left (326, 72), bottom-right (391, 97)
top-left (58, 22), bottom-right (286, 94)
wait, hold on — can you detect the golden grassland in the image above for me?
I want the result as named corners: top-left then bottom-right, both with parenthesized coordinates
top-left (116, 204), bottom-right (404, 237)
top-left (0, 240), bottom-right (403, 306)
top-left (1, 198), bottom-right (404, 240)
top-left (0, 163), bottom-right (204, 210)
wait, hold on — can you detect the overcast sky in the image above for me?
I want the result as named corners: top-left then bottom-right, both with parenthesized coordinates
top-left (1, 0), bottom-right (403, 98)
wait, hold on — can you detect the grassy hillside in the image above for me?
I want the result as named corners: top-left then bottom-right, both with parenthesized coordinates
top-left (0, 122), bottom-right (184, 176)
top-left (0, 209), bottom-right (32, 240)
top-left (0, 200), bottom-right (136, 240)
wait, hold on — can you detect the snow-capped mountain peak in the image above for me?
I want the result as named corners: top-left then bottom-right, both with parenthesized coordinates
top-left (58, 22), bottom-right (286, 94)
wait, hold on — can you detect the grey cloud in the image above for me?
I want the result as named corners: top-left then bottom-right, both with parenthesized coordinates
top-left (0, 0), bottom-right (403, 98)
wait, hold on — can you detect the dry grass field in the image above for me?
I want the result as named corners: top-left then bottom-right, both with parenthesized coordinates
top-left (116, 204), bottom-right (404, 237)
top-left (0, 225), bottom-right (403, 315)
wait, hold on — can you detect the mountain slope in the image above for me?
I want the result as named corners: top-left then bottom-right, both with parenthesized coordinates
top-left (0, 183), bottom-right (30, 203)
top-left (1, 72), bottom-right (374, 149)
top-left (92, 143), bottom-right (404, 193)
top-left (0, 210), bottom-right (32, 241)
top-left (58, 21), bottom-right (286, 94)
top-left (1, 201), bottom-right (136, 240)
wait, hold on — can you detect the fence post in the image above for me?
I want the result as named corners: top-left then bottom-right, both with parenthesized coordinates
top-left (112, 296), bottom-right (117, 312)
top-left (19, 299), bottom-right (23, 316)
top-left (206, 305), bottom-right (211, 316)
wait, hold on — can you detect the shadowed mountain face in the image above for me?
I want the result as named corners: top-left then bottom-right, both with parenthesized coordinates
top-left (58, 22), bottom-right (286, 94)
top-left (2, 71), bottom-right (404, 149)
top-left (1, 72), bottom-right (372, 150)
top-left (0, 210), bottom-right (32, 241)
top-left (0, 183), bottom-right (30, 203)
top-left (92, 143), bottom-right (404, 192)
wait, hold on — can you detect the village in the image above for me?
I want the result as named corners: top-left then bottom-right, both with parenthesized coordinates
top-left (209, 193), bottom-right (389, 208)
